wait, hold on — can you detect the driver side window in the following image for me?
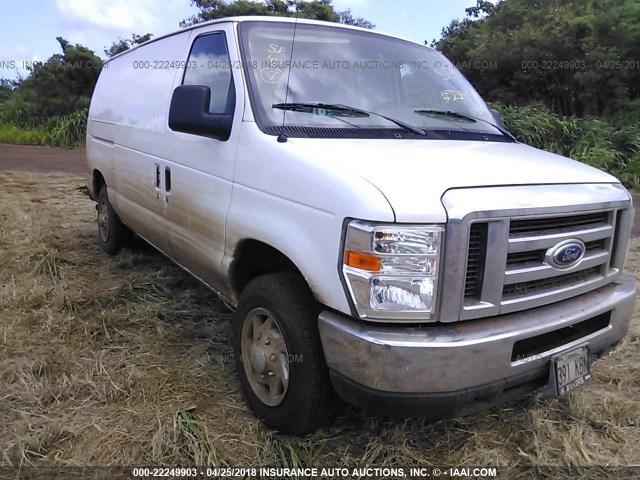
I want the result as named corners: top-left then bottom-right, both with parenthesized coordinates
top-left (183, 33), bottom-right (233, 114)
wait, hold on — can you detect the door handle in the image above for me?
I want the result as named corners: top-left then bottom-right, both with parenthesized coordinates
top-left (165, 167), bottom-right (171, 193)
top-left (155, 164), bottom-right (161, 188)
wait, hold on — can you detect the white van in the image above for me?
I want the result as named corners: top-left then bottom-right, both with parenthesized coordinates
top-left (87, 16), bottom-right (636, 434)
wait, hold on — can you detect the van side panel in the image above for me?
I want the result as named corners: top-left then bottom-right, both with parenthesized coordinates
top-left (87, 31), bottom-right (192, 252)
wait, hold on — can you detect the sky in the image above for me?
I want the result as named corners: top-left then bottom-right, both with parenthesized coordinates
top-left (0, 0), bottom-right (480, 80)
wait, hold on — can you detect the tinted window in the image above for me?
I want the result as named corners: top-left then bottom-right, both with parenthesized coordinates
top-left (183, 33), bottom-right (232, 114)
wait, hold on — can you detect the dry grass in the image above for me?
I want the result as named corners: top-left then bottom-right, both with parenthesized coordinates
top-left (0, 171), bottom-right (639, 475)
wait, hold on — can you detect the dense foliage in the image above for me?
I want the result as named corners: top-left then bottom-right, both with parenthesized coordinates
top-left (0, 37), bottom-right (99, 148)
top-left (180, 0), bottom-right (374, 28)
top-left (12, 38), bottom-right (100, 122)
top-left (436, 0), bottom-right (640, 119)
top-left (0, 110), bottom-right (87, 148)
top-left (495, 104), bottom-right (640, 188)
top-left (104, 33), bottom-right (154, 58)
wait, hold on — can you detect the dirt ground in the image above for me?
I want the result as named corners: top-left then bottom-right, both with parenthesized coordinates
top-left (1, 149), bottom-right (640, 477)
top-left (0, 143), bottom-right (86, 176)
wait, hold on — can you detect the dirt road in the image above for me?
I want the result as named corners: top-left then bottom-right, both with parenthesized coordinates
top-left (1, 142), bottom-right (639, 236)
top-left (0, 143), bottom-right (86, 176)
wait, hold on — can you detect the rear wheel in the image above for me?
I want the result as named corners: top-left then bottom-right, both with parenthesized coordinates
top-left (233, 273), bottom-right (339, 434)
top-left (96, 185), bottom-right (132, 255)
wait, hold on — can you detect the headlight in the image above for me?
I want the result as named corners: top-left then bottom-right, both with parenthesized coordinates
top-left (341, 221), bottom-right (444, 322)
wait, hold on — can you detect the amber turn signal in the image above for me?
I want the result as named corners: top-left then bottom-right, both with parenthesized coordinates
top-left (344, 250), bottom-right (381, 271)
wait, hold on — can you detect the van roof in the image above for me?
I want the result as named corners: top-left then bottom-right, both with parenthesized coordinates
top-left (105, 16), bottom-right (433, 63)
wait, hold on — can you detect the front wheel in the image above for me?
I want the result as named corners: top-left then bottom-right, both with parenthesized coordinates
top-left (233, 273), bottom-right (339, 434)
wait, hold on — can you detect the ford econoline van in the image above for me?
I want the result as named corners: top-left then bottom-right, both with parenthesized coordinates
top-left (86, 16), bottom-right (636, 434)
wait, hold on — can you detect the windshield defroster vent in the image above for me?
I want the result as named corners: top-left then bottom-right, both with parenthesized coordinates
top-left (261, 126), bottom-right (512, 141)
top-left (263, 126), bottom-right (429, 139)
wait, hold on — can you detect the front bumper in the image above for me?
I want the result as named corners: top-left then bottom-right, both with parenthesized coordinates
top-left (318, 274), bottom-right (636, 417)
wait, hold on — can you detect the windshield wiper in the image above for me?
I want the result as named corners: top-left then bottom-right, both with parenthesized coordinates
top-left (415, 109), bottom-right (478, 122)
top-left (273, 102), bottom-right (426, 136)
top-left (414, 109), bottom-right (516, 141)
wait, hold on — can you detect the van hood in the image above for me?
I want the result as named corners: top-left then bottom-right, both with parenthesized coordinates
top-left (290, 138), bottom-right (620, 222)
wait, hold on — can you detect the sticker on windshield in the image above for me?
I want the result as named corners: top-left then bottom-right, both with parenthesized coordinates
top-left (260, 43), bottom-right (287, 85)
top-left (441, 90), bottom-right (468, 102)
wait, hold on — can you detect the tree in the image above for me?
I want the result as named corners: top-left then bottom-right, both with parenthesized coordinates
top-left (14, 37), bottom-right (102, 121)
top-left (0, 78), bottom-right (16, 104)
top-left (104, 33), bottom-right (154, 58)
top-left (180, 0), bottom-right (373, 28)
top-left (338, 9), bottom-right (374, 29)
top-left (465, 0), bottom-right (495, 18)
top-left (434, 0), bottom-right (640, 118)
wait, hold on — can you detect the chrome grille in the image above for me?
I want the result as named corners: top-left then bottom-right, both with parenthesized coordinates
top-left (459, 207), bottom-right (628, 319)
top-left (502, 266), bottom-right (601, 299)
top-left (464, 223), bottom-right (487, 299)
top-left (509, 212), bottom-right (609, 235)
top-left (505, 239), bottom-right (606, 267)
top-left (506, 250), bottom-right (544, 265)
top-left (501, 210), bottom-right (614, 313)
top-left (439, 184), bottom-right (632, 323)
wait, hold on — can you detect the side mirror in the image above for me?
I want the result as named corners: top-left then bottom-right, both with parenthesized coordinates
top-left (489, 108), bottom-right (505, 129)
top-left (168, 85), bottom-right (232, 141)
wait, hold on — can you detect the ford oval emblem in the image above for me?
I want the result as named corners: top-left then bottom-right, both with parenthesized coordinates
top-left (545, 240), bottom-right (586, 270)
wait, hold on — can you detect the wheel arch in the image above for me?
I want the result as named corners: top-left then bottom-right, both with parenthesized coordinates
top-left (230, 239), bottom-right (308, 299)
top-left (91, 169), bottom-right (106, 201)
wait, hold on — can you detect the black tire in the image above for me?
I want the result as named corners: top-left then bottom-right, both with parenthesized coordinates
top-left (96, 185), bottom-right (132, 255)
top-left (233, 273), bottom-right (339, 434)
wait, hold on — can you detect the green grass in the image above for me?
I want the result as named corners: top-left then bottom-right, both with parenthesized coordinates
top-left (0, 124), bottom-right (50, 146)
top-left (0, 109), bottom-right (87, 149)
top-left (45, 110), bottom-right (87, 148)
top-left (495, 104), bottom-right (640, 188)
top-left (173, 408), bottom-right (220, 465)
top-left (32, 248), bottom-right (65, 282)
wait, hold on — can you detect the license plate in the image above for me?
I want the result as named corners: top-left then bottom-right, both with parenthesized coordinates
top-left (552, 345), bottom-right (591, 396)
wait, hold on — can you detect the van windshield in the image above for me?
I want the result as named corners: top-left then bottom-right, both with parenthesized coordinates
top-left (238, 21), bottom-right (505, 140)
